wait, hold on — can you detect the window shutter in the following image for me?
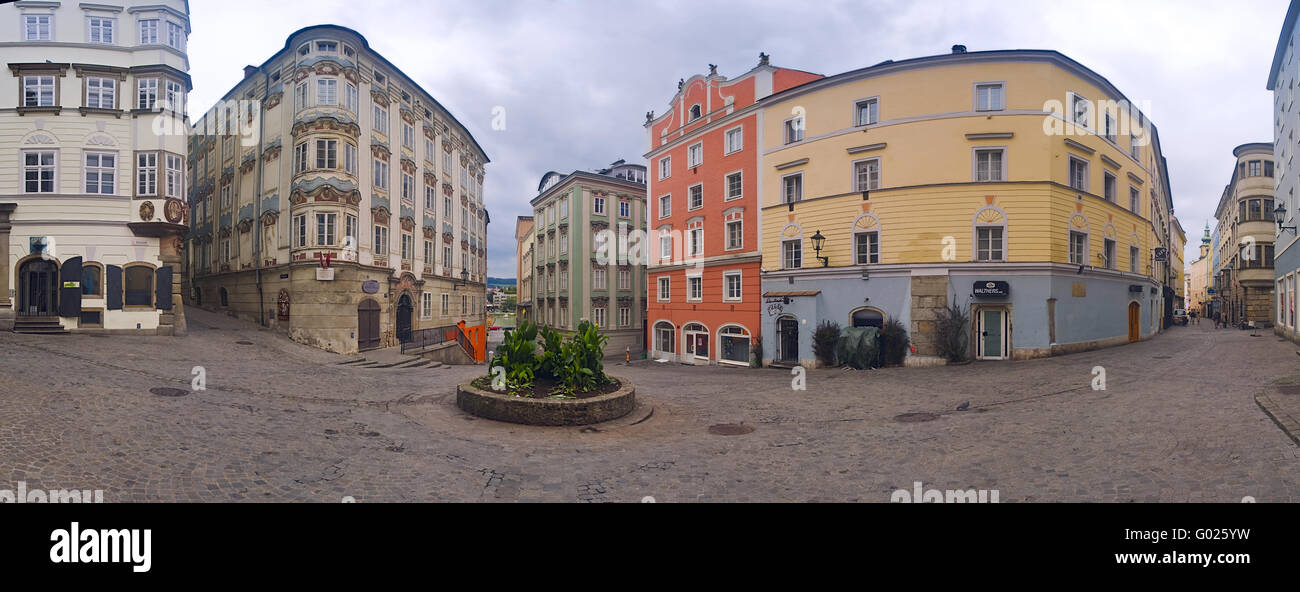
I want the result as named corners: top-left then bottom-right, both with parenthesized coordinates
top-left (106, 264), bottom-right (123, 310)
top-left (58, 256), bottom-right (82, 317)
top-left (155, 265), bottom-right (173, 310)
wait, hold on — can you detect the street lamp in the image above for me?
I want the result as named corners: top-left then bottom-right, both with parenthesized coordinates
top-left (811, 229), bottom-right (829, 267)
top-left (1274, 202), bottom-right (1296, 233)
top-left (453, 268), bottom-right (469, 290)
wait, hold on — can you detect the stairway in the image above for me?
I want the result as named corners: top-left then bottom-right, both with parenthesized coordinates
top-left (13, 316), bottom-right (68, 335)
top-left (334, 356), bottom-right (443, 370)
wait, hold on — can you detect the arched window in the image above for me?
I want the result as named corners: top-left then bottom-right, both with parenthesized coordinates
top-left (718, 324), bottom-right (751, 365)
top-left (123, 264), bottom-right (154, 307)
top-left (689, 104), bottom-right (702, 120)
top-left (851, 213), bottom-right (881, 265)
top-left (1067, 213), bottom-right (1090, 265)
top-left (219, 286), bottom-right (229, 307)
top-left (654, 321), bottom-right (675, 354)
top-left (683, 322), bottom-right (709, 359)
top-left (850, 307), bottom-right (884, 328)
top-left (972, 206), bottom-right (1007, 262)
top-left (81, 263), bottom-right (103, 297)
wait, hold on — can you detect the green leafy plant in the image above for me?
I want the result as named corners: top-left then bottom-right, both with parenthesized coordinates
top-left (488, 319), bottom-right (539, 393)
top-left (936, 298), bottom-right (970, 363)
top-left (535, 325), bottom-right (565, 379)
top-left (555, 320), bottom-right (608, 392)
top-left (812, 320), bottom-right (841, 367)
top-left (878, 316), bottom-right (910, 366)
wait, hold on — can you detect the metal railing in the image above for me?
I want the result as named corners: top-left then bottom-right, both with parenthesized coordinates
top-left (456, 326), bottom-right (477, 360)
top-left (400, 325), bottom-right (458, 353)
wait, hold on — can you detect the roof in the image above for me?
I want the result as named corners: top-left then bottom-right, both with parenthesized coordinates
top-left (1268, 0), bottom-right (1300, 90)
top-left (529, 169), bottom-right (645, 207)
top-left (762, 290), bottom-right (821, 298)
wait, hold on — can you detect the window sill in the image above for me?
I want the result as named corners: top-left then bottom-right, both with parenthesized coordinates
top-left (78, 107), bottom-right (125, 118)
top-left (17, 106), bottom-right (62, 116)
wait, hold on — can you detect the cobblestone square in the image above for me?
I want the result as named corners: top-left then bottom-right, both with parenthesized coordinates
top-left (1, 308), bottom-right (1297, 502)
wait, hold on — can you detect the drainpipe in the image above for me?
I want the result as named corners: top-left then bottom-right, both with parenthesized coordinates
top-left (254, 67), bottom-right (268, 326)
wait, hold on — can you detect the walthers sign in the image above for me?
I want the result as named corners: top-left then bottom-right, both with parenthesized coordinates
top-left (973, 281), bottom-right (1009, 297)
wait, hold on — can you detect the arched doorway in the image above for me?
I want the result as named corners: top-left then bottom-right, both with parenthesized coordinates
top-left (777, 315), bottom-right (799, 364)
top-left (1128, 301), bottom-right (1140, 342)
top-left (358, 298), bottom-right (380, 351)
top-left (18, 258), bottom-right (58, 317)
top-left (683, 322), bottom-right (709, 361)
top-left (653, 321), bottom-right (675, 356)
top-left (396, 293), bottom-right (413, 343)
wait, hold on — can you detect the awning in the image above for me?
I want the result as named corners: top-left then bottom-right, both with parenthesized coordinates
top-left (762, 290), bottom-right (821, 297)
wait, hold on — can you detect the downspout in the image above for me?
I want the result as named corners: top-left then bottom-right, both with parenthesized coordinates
top-left (254, 67), bottom-right (268, 326)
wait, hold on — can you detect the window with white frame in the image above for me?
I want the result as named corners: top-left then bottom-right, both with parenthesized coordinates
top-left (723, 270), bottom-right (742, 301)
top-left (293, 214), bottom-right (307, 247)
top-left (975, 226), bottom-right (1002, 261)
top-left (1069, 157), bottom-right (1089, 191)
top-left (618, 269), bottom-right (630, 290)
top-left (346, 214), bottom-right (357, 246)
top-left (85, 77), bottom-right (115, 108)
top-left (688, 142), bottom-right (703, 168)
top-left (23, 76), bottom-right (55, 107)
top-left (316, 212), bottom-right (336, 246)
top-left (423, 239), bottom-right (433, 265)
top-left (293, 143), bottom-right (308, 175)
top-left (974, 148), bottom-right (1004, 182)
top-left (165, 154), bottom-right (183, 198)
top-left (84, 152), bottom-right (115, 194)
top-left (687, 275), bottom-right (703, 301)
top-left (854, 158), bottom-right (881, 190)
top-left (658, 194), bottom-right (671, 218)
top-left (975, 83), bottom-right (1004, 111)
top-left (138, 18), bottom-right (159, 44)
top-left (783, 173), bottom-right (803, 203)
top-left (402, 172), bottom-right (414, 201)
top-left (1130, 245), bottom-right (1139, 273)
top-left (593, 306), bottom-right (606, 327)
top-left (784, 116), bottom-right (804, 143)
top-left (23, 150), bottom-right (56, 194)
top-left (165, 21), bottom-right (184, 51)
top-left (619, 200), bottom-right (630, 218)
top-left (593, 196), bottom-right (606, 215)
top-left (24, 15), bottom-right (51, 41)
top-left (1103, 111), bottom-right (1117, 142)
top-left (373, 104), bottom-right (388, 134)
top-left (659, 230), bottom-right (672, 260)
top-left (1103, 172), bottom-right (1117, 203)
top-left (293, 82), bottom-right (307, 111)
top-left (315, 139), bottom-right (337, 169)
top-left (855, 230), bottom-right (880, 264)
top-left (657, 276), bottom-right (670, 301)
top-left (782, 238), bottom-right (802, 269)
top-left (855, 97), bottom-right (879, 126)
top-left (374, 159), bottom-right (388, 189)
top-left (1129, 186), bottom-right (1140, 212)
top-left (1071, 93), bottom-right (1090, 128)
top-left (593, 268), bottom-right (607, 290)
top-left (1069, 231), bottom-right (1087, 265)
top-left (402, 232), bottom-right (413, 260)
top-left (137, 78), bottom-right (159, 110)
top-left (373, 225), bottom-right (388, 255)
top-left (402, 122), bottom-right (414, 149)
top-left (726, 219), bottom-right (743, 250)
top-left (219, 184), bottom-right (231, 209)
top-left (559, 196), bottom-right (568, 218)
top-left (422, 292), bottom-right (433, 320)
top-left (688, 227), bottom-right (703, 256)
top-left (689, 184), bottom-right (703, 210)
top-left (618, 307), bottom-right (630, 327)
top-left (725, 126), bottom-right (743, 154)
top-left (559, 230), bottom-right (567, 254)
top-left (136, 152), bottom-right (157, 195)
top-left (316, 78), bottom-right (337, 105)
top-left (725, 171), bottom-right (742, 200)
top-left (659, 156), bottom-right (671, 179)
top-left (1103, 238), bottom-right (1116, 269)
top-left (344, 142), bottom-right (357, 175)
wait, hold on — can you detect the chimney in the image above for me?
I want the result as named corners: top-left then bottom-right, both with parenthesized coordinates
top-left (952, 44), bottom-right (967, 54)
top-left (243, 65), bottom-right (258, 79)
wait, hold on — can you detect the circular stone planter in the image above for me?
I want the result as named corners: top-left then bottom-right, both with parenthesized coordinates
top-left (456, 376), bottom-right (636, 426)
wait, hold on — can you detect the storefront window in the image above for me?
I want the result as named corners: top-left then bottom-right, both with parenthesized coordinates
top-left (719, 326), bottom-right (750, 364)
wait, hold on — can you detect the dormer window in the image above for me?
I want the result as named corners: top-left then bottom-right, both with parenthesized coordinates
top-left (343, 44), bottom-right (355, 58)
top-left (316, 40), bottom-right (337, 53)
top-left (689, 104), bottom-right (702, 120)
top-left (298, 43), bottom-right (309, 56)
top-left (374, 71), bottom-right (386, 85)
top-left (401, 91), bottom-right (411, 104)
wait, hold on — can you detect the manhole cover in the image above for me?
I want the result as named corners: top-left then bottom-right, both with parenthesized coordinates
top-left (235, 340), bottom-right (254, 345)
top-left (895, 412), bottom-right (939, 423)
top-left (708, 423), bottom-right (755, 436)
top-left (150, 387), bottom-right (188, 397)
top-left (1276, 385), bottom-right (1300, 395)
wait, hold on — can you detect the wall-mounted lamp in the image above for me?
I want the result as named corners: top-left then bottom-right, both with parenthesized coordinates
top-left (453, 268), bottom-right (470, 290)
top-left (1274, 202), bottom-right (1296, 233)
top-left (811, 229), bottom-right (829, 267)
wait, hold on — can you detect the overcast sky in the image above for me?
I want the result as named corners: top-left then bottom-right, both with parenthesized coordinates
top-left (187, 0), bottom-right (1288, 277)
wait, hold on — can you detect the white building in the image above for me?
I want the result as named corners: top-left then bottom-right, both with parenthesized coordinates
top-left (1, 0), bottom-right (191, 334)
top-left (1271, 0), bottom-right (1300, 341)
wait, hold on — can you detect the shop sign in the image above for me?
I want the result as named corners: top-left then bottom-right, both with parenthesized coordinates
top-left (973, 281), bottom-right (1009, 297)
top-left (362, 280), bottom-right (381, 294)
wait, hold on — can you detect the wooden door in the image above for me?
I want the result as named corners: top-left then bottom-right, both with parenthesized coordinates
top-left (358, 298), bottom-right (380, 351)
top-left (1128, 302), bottom-right (1140, 342)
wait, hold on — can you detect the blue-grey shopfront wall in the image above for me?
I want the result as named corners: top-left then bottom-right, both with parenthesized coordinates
top-left (760, 275), bottom-right (910, 365)
top-left (1274, 240), bottom-right (1300, 341)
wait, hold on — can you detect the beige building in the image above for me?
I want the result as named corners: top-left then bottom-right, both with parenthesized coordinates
top-left (515, 214), bottom-right (533, 319)
top-left (1213, 143), bottom-right (1276, 326)
top-left (531, 161), bottom-right (647, 354)
top-left (1, 0), bottom-right (190, 335)
top-left (1186, 223), bottom-right (1212, 315)
top-left (185, 25), bottom-right (489, 354)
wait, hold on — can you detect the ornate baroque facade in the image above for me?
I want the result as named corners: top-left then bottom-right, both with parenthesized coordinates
top-left (1, 0), bottom-right (190, 334)
top-left (185, 25), bottom-right (489, 355)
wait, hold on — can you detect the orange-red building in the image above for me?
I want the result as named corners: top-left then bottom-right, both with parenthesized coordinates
top-left (644, 55), bottom-right (821, 364)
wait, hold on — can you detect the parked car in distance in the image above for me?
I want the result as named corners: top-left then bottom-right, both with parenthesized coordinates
top-left (1172, 309), bottom-right (1189, 326)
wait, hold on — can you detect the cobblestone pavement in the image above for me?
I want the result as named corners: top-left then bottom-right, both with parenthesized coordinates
top-left (1, 308), bottom-right (1297, 502)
